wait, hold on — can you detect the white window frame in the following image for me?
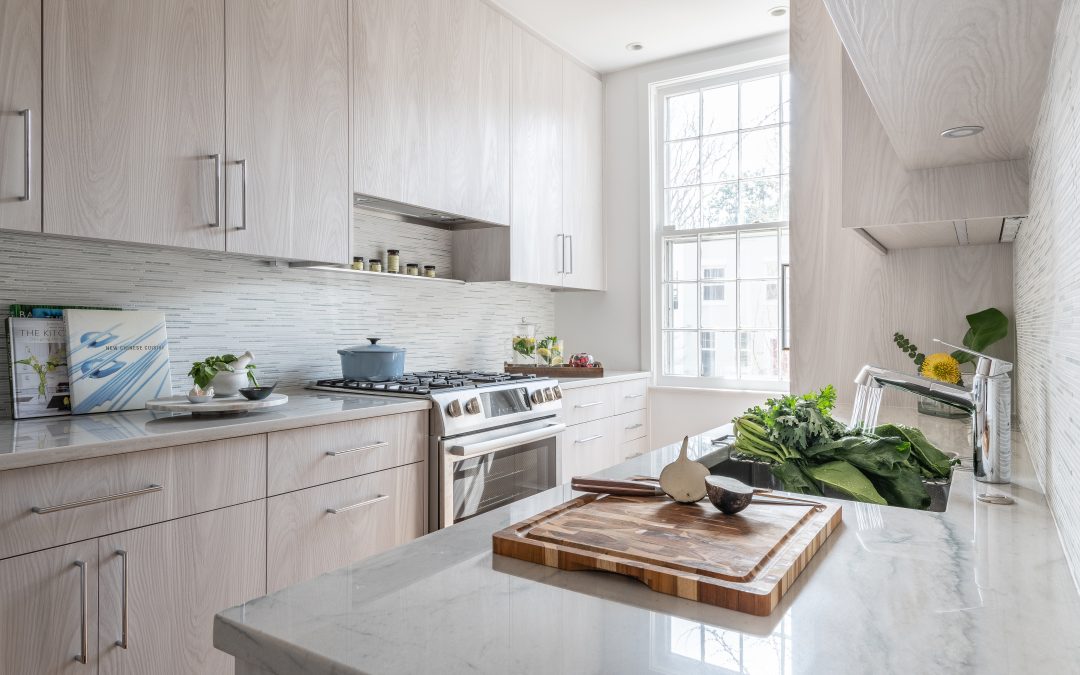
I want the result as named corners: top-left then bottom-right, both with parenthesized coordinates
top-left (649, 60), bottom-right (790, 391)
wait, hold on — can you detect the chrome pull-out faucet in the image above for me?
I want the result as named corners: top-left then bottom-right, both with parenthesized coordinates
top-left (851, 339), bottom-right (1012, 484)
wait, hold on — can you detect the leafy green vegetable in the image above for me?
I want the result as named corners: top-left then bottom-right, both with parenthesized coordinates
top-left (769, 461), bottom-right (823, 496)
top-left (866, 467), bottom-right (931, 510)
top-left (806, 461), bottom-right (887, 505)
top-left (873, 424), bottom-right (956, 478)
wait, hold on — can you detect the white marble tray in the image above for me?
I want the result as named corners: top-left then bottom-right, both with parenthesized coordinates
top-left (145, 393), bottom-right (288, 416)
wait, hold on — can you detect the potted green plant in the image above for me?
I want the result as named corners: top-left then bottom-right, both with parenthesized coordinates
top-left (894, 307), bottom-right (1009, 418)
top-left (188, 352), bottom-right (258, 397)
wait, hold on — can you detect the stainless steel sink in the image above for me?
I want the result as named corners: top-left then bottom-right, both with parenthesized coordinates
top-left (700, 439), bottom-right (954, 513)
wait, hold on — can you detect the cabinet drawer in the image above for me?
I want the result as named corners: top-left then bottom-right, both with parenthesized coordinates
top-left (0, 436), bottom-right (265, 560)
top-left (611, 410), bottom-right (648, 445)
top-left (266, 462), bottom-right (425, 593)
top-left (267, 411), bottom-right (427, 495)
top-left (562, 384), bottom-right (615, 426)
top-left (615, 378), bottom-right (648, 415)
top-left (561, 418), bottom-right (613, 482)
top-left (620, 436), bottom-right (650, 462)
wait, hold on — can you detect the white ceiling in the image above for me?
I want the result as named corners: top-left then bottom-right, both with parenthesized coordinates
top-left (487, 0), bottom-right (789, 73)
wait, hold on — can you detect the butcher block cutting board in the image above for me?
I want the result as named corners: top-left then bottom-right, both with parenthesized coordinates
top-left (492, 493), bottom-right (841, 616)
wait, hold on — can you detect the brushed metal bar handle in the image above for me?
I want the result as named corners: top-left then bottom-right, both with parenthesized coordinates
top-left (115, 550), bottom-right (128, 649)
top-left (574, 401), bottom-right (604, 409)
top-left (556, 234), bottom-right (564, 273)
top-left (234, 159), bottom-right (248, 230)
top-left (574, 434), bottom-right (604, 444)
top-left (624, 393), bottom-right (644, 399)
top-left (74, 560), bottom-right (87, 664)
top-left (19, 109), bottom-right (31, 201)
top-left (326, 440), bottom-right (388, 457)
top-left (32, 484), bottom-right (163, 514)
top-left (326, 494), bottom-right (389, 514)
top-left (780, 263), bottom-right (790, 351)
top-left (567, 235), bottom-right (574, 274)
top-left (624, 423), bottom-right (644, 430)
top-left (207, 154), bottom-right (221, 227)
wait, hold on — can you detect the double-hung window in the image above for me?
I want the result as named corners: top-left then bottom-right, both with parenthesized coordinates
top-left (654, 64), bottom-right (790, 389)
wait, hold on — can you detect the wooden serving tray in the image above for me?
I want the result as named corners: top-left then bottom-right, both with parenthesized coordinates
top-left (504, 363), bottom-right (605, 378)
top-left (492, 493), bottom-right (841, 616)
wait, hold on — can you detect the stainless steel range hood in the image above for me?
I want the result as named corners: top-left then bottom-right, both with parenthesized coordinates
top-left (353, 194), bottom-right (505, 230)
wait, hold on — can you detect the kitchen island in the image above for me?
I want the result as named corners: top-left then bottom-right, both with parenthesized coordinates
top-left (214, 407), bottom-right (1080, 674)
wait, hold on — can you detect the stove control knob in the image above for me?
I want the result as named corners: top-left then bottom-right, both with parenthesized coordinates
top-left (552, 385), bottom-right (563, 400)
top-left (530, 390), bottom-right (545, 405)
top-left (465, 397), bottom-right (482, 415)
top-left (446, 399), bottom-right (463, 417)
top-left (543, 388), bottom-right (555, 402)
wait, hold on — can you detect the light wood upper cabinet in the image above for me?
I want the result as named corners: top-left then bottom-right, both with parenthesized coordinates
top-left (509, 25), bottom-right (564, 286)
top-left (98, 501), bottom-right (265, 675)
top-left (561, 61), bottom-right (604, 291)
top-left (0, 0), bottom-right (40, 233)
top-left (352, 0), bottom-right (511, 225)
top-left (225, 0), bottom-right (350, 264)
top-left (43, 0), bottom-right (226, 250)
top-left (0, 540), bottom-right (99, 673)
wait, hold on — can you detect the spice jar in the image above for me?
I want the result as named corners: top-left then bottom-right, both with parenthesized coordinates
top-left (406, 263), bottom-right (419, 276)
top-left (424, 265), bottom-right (436, 278)
top-left (386, 249), bottom-right (400, 274)
top-left (351, 256), bottom-right (365, 271)
top-left (369, 259), bottom-right (383, 273)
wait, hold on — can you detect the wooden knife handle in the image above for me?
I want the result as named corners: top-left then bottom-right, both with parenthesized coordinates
top-left (570, 477), bottom-right (665, 496)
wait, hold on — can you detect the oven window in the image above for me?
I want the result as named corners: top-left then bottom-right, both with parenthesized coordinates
top-left (479, 387), bottom-right (531, 418)
top-left (452, 437), bottom-right (557, 523)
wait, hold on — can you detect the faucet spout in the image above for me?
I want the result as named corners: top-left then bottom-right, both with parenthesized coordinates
top-left (854, 365), bottom-right (973, 412)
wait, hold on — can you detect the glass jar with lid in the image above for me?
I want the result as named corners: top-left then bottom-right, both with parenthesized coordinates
top-left (512, 317), bottom-right (537, 365)
top-left (386, 249), bottom-right (400, 274)
top-left (406, 263), bottom-right (419, 276)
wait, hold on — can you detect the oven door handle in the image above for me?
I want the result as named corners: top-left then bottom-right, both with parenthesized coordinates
top-left (448, 423), bottom-right (566, 459)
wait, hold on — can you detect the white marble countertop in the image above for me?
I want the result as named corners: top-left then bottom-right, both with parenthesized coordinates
top-left (0, 389), bottom-right (430, 471)
top-left (214, 406), bottom-right (1080, 674)
top-left (556, 369), bottom-right (649, 390)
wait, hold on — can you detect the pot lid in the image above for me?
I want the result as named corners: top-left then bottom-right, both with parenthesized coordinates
top-left (338, 338), bottom-right (405, 355)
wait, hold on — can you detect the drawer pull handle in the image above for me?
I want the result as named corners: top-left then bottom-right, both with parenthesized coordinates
top-left (624, 393), bottom-right (644, 399)
top-left (574, 401), bottom-right (604, 409)
top-left (32, 484), bottom-right (163, 514)
top-left (115, 550), bottom-right (129, 649)
top-left (326, 494), bottom-right (390, 514)
top-left (624, 423), bottom-right (644, 430)
top-left (574, 434), bottom-right (605, 444)
top-left (326, 440), bottom-right (388, 457)
top-left (74, 560), bottom-right (88, 664)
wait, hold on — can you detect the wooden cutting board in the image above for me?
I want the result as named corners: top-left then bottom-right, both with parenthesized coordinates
top-left (492, 493), bottom-right (842, 616)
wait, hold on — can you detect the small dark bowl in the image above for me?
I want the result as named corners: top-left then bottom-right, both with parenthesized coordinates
top-left (238, 385), bottom-right (276, 401)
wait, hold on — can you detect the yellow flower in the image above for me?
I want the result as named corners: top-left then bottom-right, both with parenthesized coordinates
top-left (921, 353), bottom-right (961, 384)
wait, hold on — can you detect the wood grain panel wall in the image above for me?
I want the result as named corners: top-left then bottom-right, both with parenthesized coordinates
top-left (790, 0), bottom-right (1015, 407)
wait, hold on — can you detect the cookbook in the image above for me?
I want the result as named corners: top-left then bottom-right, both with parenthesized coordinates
top-left (65, 309), bottom-right (172, 414)
top-left (6, 317), bottom-right (71, 419)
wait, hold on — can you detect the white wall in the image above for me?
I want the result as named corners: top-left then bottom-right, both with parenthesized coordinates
top-left (1014, 0), bottom-right (1080, 587)
top-left (555, 34), bottom-right (790, 444)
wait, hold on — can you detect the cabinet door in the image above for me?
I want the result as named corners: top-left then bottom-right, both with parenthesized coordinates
top-left (43, 0), bottom-right (225, 250)
top-left (98, 501), bottom-right (265, 675)
top-left (353, 0), bottom-right (511, 225)
top-left (225, 0), bottom-right (349, 263)
top-left (561, 61), bottom-right (604, 291)
top-left (509, 25), bottom-right (564, 286)
top-left (266, 462), bottom-right (425, 593)
top-left (0, 540), bottom-right (98, 673)
top-left (0, 0), bottom-right (40, 232)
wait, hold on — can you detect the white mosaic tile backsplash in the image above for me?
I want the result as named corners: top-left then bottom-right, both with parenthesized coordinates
top-left (1014, 0), bottom-right (1080, 586)
top-left (0, 211), bottom-right (554, 416)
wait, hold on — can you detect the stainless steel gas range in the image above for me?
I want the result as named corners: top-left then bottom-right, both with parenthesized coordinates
top-left (309, 372), bottom-right (565, 530)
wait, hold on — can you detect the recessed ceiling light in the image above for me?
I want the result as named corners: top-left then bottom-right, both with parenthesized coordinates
top-left (940, 125), bottom-right (984, 139)
top-left (625, 42), bottom-right (644, 52)
top-left (768, 6), bottom-right (788, 17)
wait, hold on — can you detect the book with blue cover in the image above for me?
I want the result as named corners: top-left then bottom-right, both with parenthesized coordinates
top-left (64, 309), bottom-right (172, 414)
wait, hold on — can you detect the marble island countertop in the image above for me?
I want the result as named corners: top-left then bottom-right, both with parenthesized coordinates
top-left (0, 389), bottom-right (430, 471)
top-left (214, 407), bottom-right (1080, 675)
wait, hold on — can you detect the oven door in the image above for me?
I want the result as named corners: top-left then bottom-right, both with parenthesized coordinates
top-left (437, 419), bottom-right (565, 529)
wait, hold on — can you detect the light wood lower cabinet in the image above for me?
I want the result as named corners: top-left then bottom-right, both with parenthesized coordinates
top-left (560, 378), bottom-right (650, 483)
top-left (98, 501), bottom-right (265, 675)
top-left (266, 461), bottom-right (426, 593)
top-left (0, 540), bottom-right (98, 674)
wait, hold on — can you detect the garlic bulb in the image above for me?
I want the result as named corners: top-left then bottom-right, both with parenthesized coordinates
top-left (659, 436), bottom-right (709, 503)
